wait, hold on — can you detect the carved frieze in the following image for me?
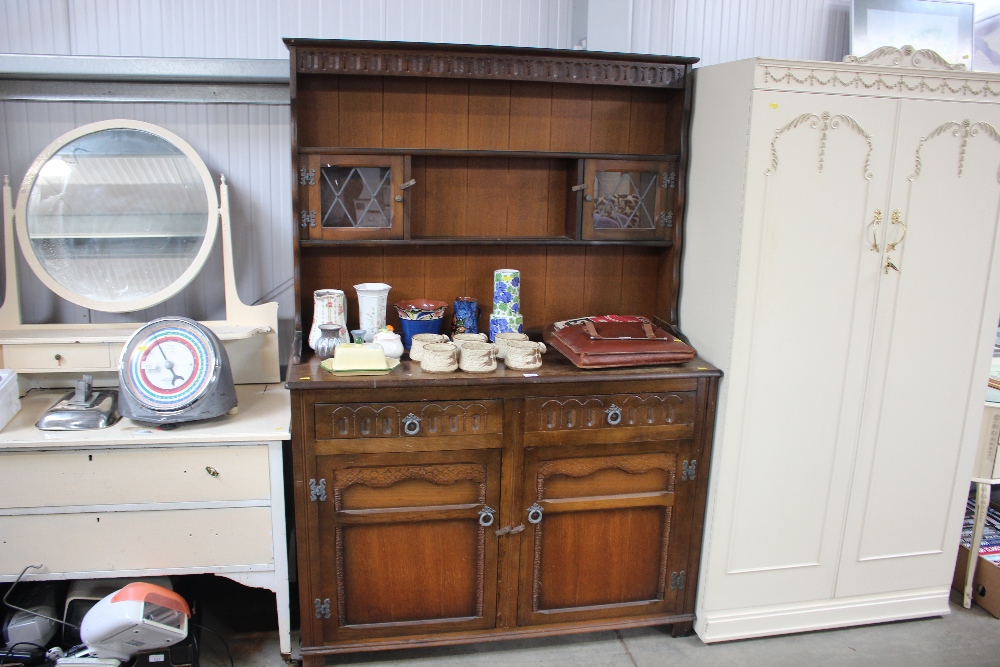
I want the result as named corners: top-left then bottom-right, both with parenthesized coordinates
top-left (332, 463), bottom-right (487, 510)
top-left (766, 111), bottom-right (873, 179)
top-left (295, 48), bottom-right (685, 88)
top-left (843, 45), bottom-right (965, 71)
top-left (910, 119), bottom-right (1000, 182)
top-left (318, 401), bottom-right (496, 439)
top-left (529, 393), bottom-right (691, 432)
top-left (535, 453), bottom-right (676, 501)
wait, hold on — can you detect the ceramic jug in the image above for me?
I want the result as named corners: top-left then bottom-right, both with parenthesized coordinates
top-left (309, 289), bottom-right (348, 351)
top-left (314, 323), bottom-right (347, 360)
top-left (452, 297), bottom-right (481, 335)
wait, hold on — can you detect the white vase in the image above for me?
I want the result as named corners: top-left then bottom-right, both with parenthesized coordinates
top-left (354, 282), bottom-right (392, 342)
top-left (309, 289), bottom-right (348, 351)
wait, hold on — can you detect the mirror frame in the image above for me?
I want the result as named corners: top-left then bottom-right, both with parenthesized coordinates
top-left (13, 119), bottom-right (220, 313)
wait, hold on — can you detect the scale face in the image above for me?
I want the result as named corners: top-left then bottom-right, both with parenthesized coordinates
top-left (119, 317), bottom-right (236, 423)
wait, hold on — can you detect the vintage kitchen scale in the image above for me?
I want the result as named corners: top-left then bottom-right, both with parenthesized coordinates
top-left (1, 119), bottom-right (279, 426)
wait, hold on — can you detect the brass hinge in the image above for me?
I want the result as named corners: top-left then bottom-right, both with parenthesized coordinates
top-left (681, 459), bottom-right (697, 482)
top-left (314, 598), bottom-right (331, 619)
top-left (299, 167), bottom-right (315, 186)
top-left (300, 210), bottom-right (316, 228)
top-left (670, 571), bottom-right (686, 591)
top-left (309, 478), bottom-right (327, 502)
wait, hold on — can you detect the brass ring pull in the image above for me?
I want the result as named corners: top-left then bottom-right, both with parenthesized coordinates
top-left (870, 208), bottom-right (882, 252)
top-left (527, 503), bottom-right (544, 524)
top-left (887, 209), bottom-right (907, 252)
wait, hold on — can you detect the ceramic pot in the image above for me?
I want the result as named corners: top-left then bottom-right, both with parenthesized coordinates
top-left (504, 340), bottom-right (546, 370)
top-left (314, 323), bottom-right (347, 361)
top-left (488, 314), bottom-right (524, 342)
top-left (452, 332), bottom-right (489, 353)
top-left (373, 330), bottom-right (404, 359)
top-left (398, 317), bottom-right (444, 349)
top-left (420, 342), bottom-right (459, 373)
top-left (452, 297), bottom-right (481, 335)
top-left (308, 289), bottom-right (347, 351)
top-left (409, 333), bottom-right (450, 361)
top-left (354, 283), bottom-right (391, 342)
top-left (458, 341), bottom-right (497, 373)
top-left (493, 332), bottom-right (529, 358)
top-left (395, 299), bottom-right (448, 321)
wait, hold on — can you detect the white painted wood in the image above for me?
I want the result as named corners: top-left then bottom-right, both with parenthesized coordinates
top-left (683, 57), bottom-right (1000, 641)
top-left (0, 507), bottom-right (274, 572)
top-left (0, 445), bottom-right (271, 508)
top-left (0, 383), bottom-right (292, 654)
top-left (836, 97), bottom-right (1000, 598)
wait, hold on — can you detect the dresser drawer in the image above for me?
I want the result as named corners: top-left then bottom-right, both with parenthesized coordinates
top-left (0, 507), bottom-right (274, 576)
top-left (313, 400), bottom-right (502, 440)
top-left (2, 343), bottom-right (114, 371)
top-left (524, 392), bottom-right (697, 445)
top-left (0, 445), bottom-right (271, 509)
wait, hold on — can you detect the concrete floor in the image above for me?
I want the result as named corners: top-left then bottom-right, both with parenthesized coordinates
top-left (198, 591), bottom-right (1000, 667)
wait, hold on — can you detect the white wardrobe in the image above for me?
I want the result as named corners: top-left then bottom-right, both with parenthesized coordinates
top-left (682, 49), bottom-right (1000, 642)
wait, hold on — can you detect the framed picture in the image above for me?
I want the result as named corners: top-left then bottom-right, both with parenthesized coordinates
top-left (851, 0), bottom-right (974, 67)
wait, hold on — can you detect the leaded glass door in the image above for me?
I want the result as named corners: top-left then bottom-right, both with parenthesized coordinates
top-left (301, 155), bottom-right (406, 240)
top-left (582, 160), bottom-right (674, 241)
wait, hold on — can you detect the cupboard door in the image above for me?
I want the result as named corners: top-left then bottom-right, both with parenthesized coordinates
top-left (581, 160), bottom-right (674, 241)
top-left (314, 449), bottom-right (501, 641)
top-left (301, 154), bottom-right (406, 240)
top-left (837, 99), bottom-right (1000, 597)
top-left (516, 441), bottom-right (684, 625)
top-left (699, 90), bottom-right (899, 612)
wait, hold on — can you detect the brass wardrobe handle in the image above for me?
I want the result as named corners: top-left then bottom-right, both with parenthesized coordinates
top-left (870, 208), bottom-right (882, 252)
top-left (887, 209), bottom-right (907, 252)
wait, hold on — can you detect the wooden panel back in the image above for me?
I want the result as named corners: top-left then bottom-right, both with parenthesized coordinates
top-left (299, 245), bottom-right (668, 333)
top-left (296, 75), bottom-right (677, 155)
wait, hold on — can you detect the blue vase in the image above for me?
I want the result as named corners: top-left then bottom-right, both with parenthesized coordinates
top-left (399, 317), bottom-right (443, 349)
top-left (452, 297), bottom-right (481, 335)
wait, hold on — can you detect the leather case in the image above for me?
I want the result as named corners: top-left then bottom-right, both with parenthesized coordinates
top-left (548, 319), bottom-right (696, 368)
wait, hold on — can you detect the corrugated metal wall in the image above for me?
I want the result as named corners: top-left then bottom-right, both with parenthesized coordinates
top-left (0, 0), bottom-right (850, 364)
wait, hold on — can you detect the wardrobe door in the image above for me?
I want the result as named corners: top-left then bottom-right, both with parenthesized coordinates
top-left (702, 90), bottom-right (897, 611)
top-left (837, 99), bottom-right (1000, 597)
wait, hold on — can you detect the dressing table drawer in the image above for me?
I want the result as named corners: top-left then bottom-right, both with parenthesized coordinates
top-left (0, 507), bottom-right (274, 575)
top-left (0, 445), bottom-right (272, 509)
top-left (2, 343), bottom-right (114, 371)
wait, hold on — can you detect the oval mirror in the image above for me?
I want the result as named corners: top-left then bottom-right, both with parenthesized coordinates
top-left (15, 120), bottom-right (219, 313)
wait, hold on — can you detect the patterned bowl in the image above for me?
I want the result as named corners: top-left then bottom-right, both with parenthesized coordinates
top-left (394, 299), bottom-right (447, 321)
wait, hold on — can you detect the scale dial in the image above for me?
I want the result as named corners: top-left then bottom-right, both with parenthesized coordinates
top-left (119, 317), bottom-right (235, 422)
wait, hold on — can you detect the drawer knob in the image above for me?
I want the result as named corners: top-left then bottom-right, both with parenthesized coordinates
top-left (478, 506), bottom-right (496, 527)
top-left (605, 404), bottom-right (623, 426)
top-left (205, 466), bottom-right (220, 477)
top-left (527, 503), bottom-right (544, 525)
top-left (402, 413), bottom-right (421, 436)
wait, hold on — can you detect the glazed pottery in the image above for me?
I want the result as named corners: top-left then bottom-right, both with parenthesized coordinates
top-left (504, 340), bottom-right (546, 370)
top-left (408, 333), bottom-right (450, 361)
top-left (354, 283), bottom-right (391, 342)
top-left (399, 317), bottom-right (444, 349)
top-left (394, 299), bottom-right (448, 321)
top-left (458, 341), bottom-right (497, 373)
top-left (308, 289), bottom-right (347, 351)
top-left (373, 330), bottom-right (404, 359)
top-left (489, 314), bottom-right (524, 342)
top-left (452, 332), bottom-right (489, 353)
top-left (314, 323), bottom-right (347, 361)
top-left (420, 342), bottom-right (459, 373)
top-left (494, 332), bottom-right (529, 359)
top-left (452, 297), bottom-right (481, 335)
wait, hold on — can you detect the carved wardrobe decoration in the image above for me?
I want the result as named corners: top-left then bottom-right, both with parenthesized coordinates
top-left (683, 52), bottom-right (1000, 641)
top-left (283, 40), bottom-right (720, 663)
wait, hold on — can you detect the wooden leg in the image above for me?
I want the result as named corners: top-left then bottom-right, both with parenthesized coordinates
top-left (964, 482), bottom-right (991, 608)
top-left (301, 655), bottom-right (325, 667)
top-left (671, 621), bottom-right (694, 637)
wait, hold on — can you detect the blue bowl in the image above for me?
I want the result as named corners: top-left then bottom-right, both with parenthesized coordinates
top-left (398, 317), bottom-right (443, 349)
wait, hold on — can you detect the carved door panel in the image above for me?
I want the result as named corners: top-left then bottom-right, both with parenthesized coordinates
top-left (300, 154), bottom-right (406, 240)
top-left (581, 159), bottom-right (675, 241)
top-left (313, 448), bottom-right (501, 641)
top-left (516, 440), bottom-right (686, 626)
top-left (837, 99), bottom-right (1000, 597)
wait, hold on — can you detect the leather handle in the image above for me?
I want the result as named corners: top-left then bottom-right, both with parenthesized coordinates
top-left (583, 320), bottom-right (658, 340)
